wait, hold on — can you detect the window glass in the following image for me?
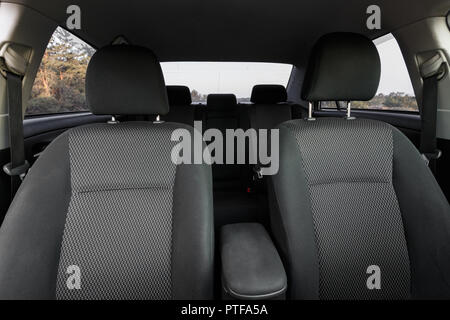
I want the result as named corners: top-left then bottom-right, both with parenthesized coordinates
top-left (161, 62), bottom-right (293, 103)
top-left (320, 101), bottom-right (338, 109)
top-left (26, 27), bottom-right (95, 116)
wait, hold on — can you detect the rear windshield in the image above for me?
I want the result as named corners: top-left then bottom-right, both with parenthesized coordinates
top-left (161, 62), bottom-right (293, 103)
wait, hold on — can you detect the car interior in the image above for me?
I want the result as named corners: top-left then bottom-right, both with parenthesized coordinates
top-left (0, 0), bottom-right (450, 301)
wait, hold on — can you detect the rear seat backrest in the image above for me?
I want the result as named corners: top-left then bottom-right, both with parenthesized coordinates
top-left (206, 94), bottom-right (240, 131)
top-left (248, 85), bottom-right (295, 130)
top-left (249, 85), bottom-right (292, 129)
top-left (163, 86), bottom-right (196, 126)
top-left (247, 85), bottom-right (307, 180)
top-left (205, 94), bottom-right (250, 190)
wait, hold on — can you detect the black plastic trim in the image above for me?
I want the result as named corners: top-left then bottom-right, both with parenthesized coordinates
top-left (23, 112), bottom-right (110, 138)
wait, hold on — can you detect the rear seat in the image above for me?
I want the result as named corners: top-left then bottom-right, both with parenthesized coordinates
top-left (205, 94), bottom-right (250, 190)
top-left (204, 94), bottom-right (265, 227)
top-left (246, 85), bottom-right (306, 194)
top-left (163, 85), bottom-right (196, 125)
top-left (248, 84), bottom-right (305, 130)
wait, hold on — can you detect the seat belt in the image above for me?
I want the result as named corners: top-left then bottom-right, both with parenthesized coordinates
top-left (2, 71), bottom-right (29, 200)
top-left (1, 43), bottom-right (31, 200)
top-left (420, 73), bottom-right (440, 169)
top-left (419, 52), bottom-right (446, 171)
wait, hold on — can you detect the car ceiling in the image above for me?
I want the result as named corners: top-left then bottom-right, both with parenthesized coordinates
top-left (3, 0), bottom-right (450, 66)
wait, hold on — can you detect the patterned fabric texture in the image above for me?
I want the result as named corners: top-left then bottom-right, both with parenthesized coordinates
top-left (282, 118), bottom-right (411, 300)
top-left (56, 123), bottom-right (178, 300)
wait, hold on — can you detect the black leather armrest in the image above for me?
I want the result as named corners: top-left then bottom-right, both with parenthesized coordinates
top-left (220, 223), bottom-right (287, 300)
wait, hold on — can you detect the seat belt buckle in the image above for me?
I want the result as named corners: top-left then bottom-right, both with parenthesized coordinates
top-left (253, 165), bottom-right (271, 180)
top-left (421, 154), bottom-right (430, 166)
top-left (3, 161), bottom-right (30, 181)
top-left (422, 149), bottom-right (442, 166)
top-left (253, 166), bottom-right (264, 180)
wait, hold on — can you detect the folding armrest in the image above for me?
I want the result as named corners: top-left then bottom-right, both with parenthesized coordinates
top-left (220, 223), bottom-right (287, 300)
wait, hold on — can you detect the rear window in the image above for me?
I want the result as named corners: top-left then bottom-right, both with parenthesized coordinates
top-left (161, 62), bottom-right (293, 103)
top-left (321, 33), bottom-right (418, 112)
top-left (26, 27), bottom-right (95, 116)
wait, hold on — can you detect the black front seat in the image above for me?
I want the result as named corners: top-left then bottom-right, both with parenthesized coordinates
top-left (0, 45), bottom-right (214, 300)
top-left (269, 33), bottom-right (450, 299)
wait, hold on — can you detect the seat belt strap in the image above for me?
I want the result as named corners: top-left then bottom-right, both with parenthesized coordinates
top-left (420, 73), bottom-right (440, 164)
top-left (419, 52), bottom-right (446, 170)
top-left (2, 71), bottom-right (29, 200)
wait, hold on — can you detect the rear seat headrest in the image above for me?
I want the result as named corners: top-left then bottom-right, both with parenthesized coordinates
top-left (86, 45), bottom-right (169, 116)
top-left (251, 85), bottom-right (287, 104)
top-left (207, 94), bottom-right (237, 109)
top-left (166, 86), bottom-right (192, 106)
top-left (302, 32), bottom-right (381, 102)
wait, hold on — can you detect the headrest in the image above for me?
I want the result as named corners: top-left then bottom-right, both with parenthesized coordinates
top-left (207, 94), bottom-right (237, 109)
top-left (302, 33), bottom-right (381, 102)
top-left (86, 45), bottom-right (169, 115)
top-left (251, 85), bottom-right (287, 104)
top-left (166, 86), bottom-right (192, 106)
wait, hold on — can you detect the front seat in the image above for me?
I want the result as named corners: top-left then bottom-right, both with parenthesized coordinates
top-left (269, 33), bottom-right (450, 299)
top-left (0, 45), bottom-right (214, 300)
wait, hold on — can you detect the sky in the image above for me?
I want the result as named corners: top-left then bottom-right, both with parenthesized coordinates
top-left (161, 34), bottom-right (416, 98)
top-left (375, 34), bottom-right (415, 95)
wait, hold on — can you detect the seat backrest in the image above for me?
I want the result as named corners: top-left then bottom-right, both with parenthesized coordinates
top-left (205, 94), bottom-right (250, 190)
top-left (247, 85), bottom-right (307, 174)
top-left (164, 85), bottom-right (196, 126)
top-left (248, 85), bottom-right (293, 130)
top-left (270, 33), bottom-right (450, 300)
top-left (0, 45), bottom-right (214, 300)
top-left (206, 94), bottom-right (241, 132)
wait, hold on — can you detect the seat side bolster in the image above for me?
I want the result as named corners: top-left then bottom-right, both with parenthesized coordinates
top-left (0, 132), bottom-right (71, 300)
top-left (171, 125), bottom-right (214, 300)
top-left (269, 124), bottom-right (320, 299)
top-left (392, 127), bottom-right (450, 299)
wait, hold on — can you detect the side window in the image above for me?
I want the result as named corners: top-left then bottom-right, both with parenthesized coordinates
top-left (354, 34), bottom-right (418, 112)
top-left (26, 27), bottom-right (95, 116)
top-left (320, 34), bottom-right (418, 112)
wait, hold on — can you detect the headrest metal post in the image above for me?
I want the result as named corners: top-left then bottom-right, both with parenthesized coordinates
top-left (346, 101), bottom-right (355, 120)
top-left (307, 102), bottom-right (316, 121)
top-left (108, 115), bottom-right (119, 124)
top-left (154, 115), bottom-right (164, 124)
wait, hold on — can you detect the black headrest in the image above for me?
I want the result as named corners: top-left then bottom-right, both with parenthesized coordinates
top-left (302, 33), bottom-right (381, 102)
top-left (166, 86), bottom-right (192, 106)
top-left (207, 94), bottom-right (237, 109)
top-left (86, 45), bottom-right (169, 115)
top-left (251, 85), bottom-right (287, 104)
